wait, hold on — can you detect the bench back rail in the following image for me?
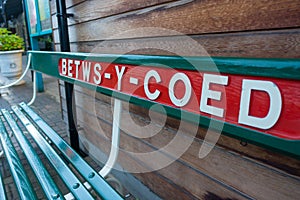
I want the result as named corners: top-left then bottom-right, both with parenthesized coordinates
top-left (29, 51), bottom-right (300, 159)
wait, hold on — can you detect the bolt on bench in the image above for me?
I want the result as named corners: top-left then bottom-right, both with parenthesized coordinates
top-left (0, 51), bottom-right (300, 199)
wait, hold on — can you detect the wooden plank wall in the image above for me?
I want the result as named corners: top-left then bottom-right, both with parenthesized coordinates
top-left (51, 0), bottom-right (300, 199)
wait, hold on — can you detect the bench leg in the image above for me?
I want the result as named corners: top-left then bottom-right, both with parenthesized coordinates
top-left (100, 98), bottom-right (122, 178)
top-left (36, 72), bottom-right (44, 92)
top-left (28, 71), bottom-right (37, 106)
top-left (64, 82), bottom-right (80, 153)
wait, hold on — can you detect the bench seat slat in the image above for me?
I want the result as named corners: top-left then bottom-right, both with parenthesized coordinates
top-left (1, 109), bottom-right (64, 200)
top-left (0, 167), bottom-right (6, 200)
top-left (0, 117), bottom-right (37, 200)
top-left (19, 102), bottom-right (124, 200)
top-left (12, 106), bottom-right (95, 200)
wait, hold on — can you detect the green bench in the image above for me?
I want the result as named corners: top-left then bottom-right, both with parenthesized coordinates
top-left (0, 50), bottom-right (299, 199)
top-left (0, 53), bottom-right (124, 199)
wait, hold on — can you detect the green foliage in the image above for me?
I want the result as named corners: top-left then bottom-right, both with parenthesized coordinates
top-left (0, 28), bottom-right (24, 51)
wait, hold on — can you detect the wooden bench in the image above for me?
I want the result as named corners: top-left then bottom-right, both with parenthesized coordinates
top-left (29, 50), bottom-right (300, 157)
top-left (0, 50), bottom-right (299, 199)
top-left (0, 54), bottom-right (124, 199)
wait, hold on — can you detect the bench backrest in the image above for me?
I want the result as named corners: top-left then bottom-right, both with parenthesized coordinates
top-left (29, 51), bottom-right (300, 159)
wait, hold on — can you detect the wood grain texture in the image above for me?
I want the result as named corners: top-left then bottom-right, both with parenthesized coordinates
top-left (78, 122), bottom-right (199, 200)
top-left (75, 106), bottom-right (248, 200)
top-left (127, 104), bottom-right (300, 177)
top-left (76, 107), bottom-right (300, 200)
top-left (55, 29), bottom-right (300, 58)
top-left (60, 78), bottom-right (300, 178)
top-left (50, 0), bottom-right (85, 14)
top-left (71, 85), bottom-right (300, 172)
top-left (59, 89), bottom-right (300, 199)
top-left (52, 0), bottom-right (300, 42)
top-left (51, 0), bottom-right (173, 28)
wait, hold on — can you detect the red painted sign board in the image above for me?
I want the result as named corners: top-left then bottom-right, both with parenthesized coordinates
top-left (58, 58), bottom-right (300, 141)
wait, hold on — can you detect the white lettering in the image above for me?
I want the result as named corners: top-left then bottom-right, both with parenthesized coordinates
top-left (238, 80), bottom-right (282, 129)
top-left (61, 59), bottom-right (67, 75)
top-left (200, 74), bottom-right (228, 117)
top-left (74, 60), bottom-right (81, 79)
top-left (115, 65), bottom-right (126, 91)
top-left (169, 73), bottom-right (191, 107)
top-left (144, 70), bottom-right (161, 100)
top-left (93, 63), bottom-right (102, 84)
top-left (67, 59), bottom-right (73, 77)
top-left (82, 61), bottom-right (91, 81)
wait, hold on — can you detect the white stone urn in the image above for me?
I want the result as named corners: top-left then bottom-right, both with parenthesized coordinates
top-left (0, 49), bottom-right (24, 85)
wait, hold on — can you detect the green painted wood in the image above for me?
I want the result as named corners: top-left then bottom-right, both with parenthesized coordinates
top-left (1, 109), bottom-right (64, 200)
top-left (28, 51), bottom-right (300, 159)
top-left (29, 51), bottom-right (300, 80)
top-left (0, 116), bottom-right (37, 200)
top-left (19, 102), bottom-right (124, 200)
top-left (0, 171), bottom-right (6, 200)
top-left (23, 0), bottom-right (52, 36)
top-left (24, 0), bottom-right (53, 92)
top-left (12, 106), bottom-right (95, 200)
